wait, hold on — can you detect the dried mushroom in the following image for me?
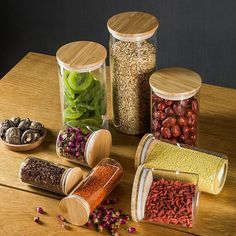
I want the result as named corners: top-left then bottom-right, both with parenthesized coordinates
top-left (18, 118), bottom-right (31, 131)
top-left (30, 121), bottom-right (44, 131)
top-left (0, 119), bottom-right (14, 138)
top-left (5, 127), bottom-right (21, 144)
top-left (21, 129), bottom-right (35, 144)
top-left (10, 117), bottom-right (21, 126)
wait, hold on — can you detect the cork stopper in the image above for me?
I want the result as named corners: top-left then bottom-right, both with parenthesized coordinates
top-left (59, 195), bottom-right (90, 226)
top-left (85, 129), bottom-right (112, 168)
top-left (56, 41), bottom-right (107, 72)
top-left (149, 67), bottom-right (202, 100)
top-left (107, 12), bottom-right (159, 41)
top-left (63, 167), bottom-right (83, 195)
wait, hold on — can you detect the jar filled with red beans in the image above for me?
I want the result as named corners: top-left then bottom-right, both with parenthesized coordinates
top-left (131, 165), bottom-right (200, 228)
top-left (149, 67), bottom-right (202, 146)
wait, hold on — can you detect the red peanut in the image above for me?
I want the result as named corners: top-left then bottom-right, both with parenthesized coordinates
top-left (170, 124), bottom-right (181, 137)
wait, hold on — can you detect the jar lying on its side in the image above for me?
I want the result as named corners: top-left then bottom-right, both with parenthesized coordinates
top-left (150, 67), bottom-right (202, 146)
top-left (131, 165), bottom-right (200, 228)
top-left (19, 156), bottom-right (83, 195)
top-left (56, 41), bottom-right (108, 130)
top-left (56, 126), bottom-right (112, 168)
top-left (59, 158), bottom-right (123, 226)
top-left (108, 12), bottom-right (159, 135)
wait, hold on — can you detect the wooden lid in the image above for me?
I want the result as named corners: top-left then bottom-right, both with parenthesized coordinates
top-left (85, 129), bottom-right (112, 168)
top-left (107, 12), bottom-right (159, 41)
top-left (56, 41), bottom-right (107, 72)
top-left (134, 133), bottom-right (154, 169)
top-left (131, 165), bottom-right (153, 221)
top-left (64, 167), bottom-right (83, 195)
top-left (149, 67), bottom-right (202, 100)
top-left (59, 195), bottom-right (90, 226)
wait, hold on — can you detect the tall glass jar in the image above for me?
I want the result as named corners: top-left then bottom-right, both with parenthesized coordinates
top-left (56, 41), bottom-right (107, 130)
top-left (150, 67), bottom-right (202, 146)
top-left (107, 12), bottom-right (159, 135)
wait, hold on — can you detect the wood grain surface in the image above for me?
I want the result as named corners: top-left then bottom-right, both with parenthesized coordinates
top-left (0, 52), bottom-right (235, 236)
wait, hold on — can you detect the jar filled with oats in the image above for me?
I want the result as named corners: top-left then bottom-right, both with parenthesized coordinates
top-left (107, 12), bottom-right (159, 135)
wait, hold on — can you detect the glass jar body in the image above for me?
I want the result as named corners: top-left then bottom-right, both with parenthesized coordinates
top-left (151, 91), bottom-right (200, 146)
top-left (131, 166), bottom-right (199, 228)
top-left (110, 33), bottom-right (157, 135)
top-left (57, 62), bottom-right (107, 130)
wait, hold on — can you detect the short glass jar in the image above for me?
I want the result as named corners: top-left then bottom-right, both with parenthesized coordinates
top-left (19, 156), bottom-right (83, 195)
top-left (131, 165), bottom-right (199, 228)
top-left (149, 67), bottom-right (202, 146)
top-left (107, 12), bottom-right (159, 135)
top-left (56, 41), bottom-right (108, 130)
top-left (59, 158), bottom-right (123, 226)
top-left (56, 126), bottom-right (112, 168)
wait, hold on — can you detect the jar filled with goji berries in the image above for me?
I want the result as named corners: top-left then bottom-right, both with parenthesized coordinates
top-left (56, 126), bottom-right (112, 168)
top-left (150, 67), bottom-right (202, 146)
top-left (131, 165), bottom-right (200, 228)
top-left (59, 158), bottom-right (123, 226)
top-left (107, 12), bottom-right (159, 135)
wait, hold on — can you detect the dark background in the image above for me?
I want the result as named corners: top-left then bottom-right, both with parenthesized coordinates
top-left (1, 0), bottom-right (236, 88)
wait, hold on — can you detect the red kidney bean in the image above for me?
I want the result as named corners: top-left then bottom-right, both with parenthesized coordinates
top-left (161, 127), bottom-right (172, 139)
top-left (188, 114), bottom-right (197, 126)
top-left (173, 103), bottom-right (186, 116)
top-left (145, 178), bottom-right (195, 228)
top-left (152, 120), bottom-right (161, 130)
top-left (162, 117), bottom-right (176, 128)
top-left (177, 116), bottom-right (188, 126)
top-left (164, 107), bottom-right (174, 116)
top-left (157, 102), bottom-right (166, 111)
top-left (190, 126), bottom-right (196, 135)
top-left (180, 99), bottom-right (190, 108)
top-left (154, 131), bottom-right (161, 139)
top-left (179, 133), bottom-right (189, 141)
top-left (191, 99), bottom-right (198, 113)
top-left (153, 94), bottom-right (163, 103)
top-left (185, 109), bottom-right (194, 118)
top-left (170, 124), bottom-right (181, 137)
top-left (182, 126), bottom-right (190, 135)
top-left (164, 99), bottom-right (173, 106)
top-left (154, 111), bottom-right (166, 121)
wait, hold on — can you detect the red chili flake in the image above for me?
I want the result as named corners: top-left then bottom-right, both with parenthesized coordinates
top-left (145, 178), bottom-right (195, 228)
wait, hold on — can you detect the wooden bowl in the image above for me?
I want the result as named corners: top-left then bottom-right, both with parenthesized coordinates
top-left (0, 129), bottom-right (47, 152)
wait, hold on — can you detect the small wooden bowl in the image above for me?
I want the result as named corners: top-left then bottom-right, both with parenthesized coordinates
top-left (0, 129), bottom-right (47, 152)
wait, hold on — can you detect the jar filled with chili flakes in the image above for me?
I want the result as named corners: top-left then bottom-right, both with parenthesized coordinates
top-left (149, 67), bottom-right (202, 146)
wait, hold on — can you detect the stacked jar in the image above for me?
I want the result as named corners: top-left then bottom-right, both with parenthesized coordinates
top-left (149, 67), bottom-right (202, 146)
top-left (131, 165), bottom-right (200, 228)
top-left (107, 12), bottom-right (159, 135)
top-left (56, 41), bottom-right (108, 130)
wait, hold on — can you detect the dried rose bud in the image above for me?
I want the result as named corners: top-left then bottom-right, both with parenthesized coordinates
top-left (34, 216), bottom-right (40, 223)
top-left (36, 207), bottom-right (44, 214)
top-left (128, 226), bottom-right (136, 233)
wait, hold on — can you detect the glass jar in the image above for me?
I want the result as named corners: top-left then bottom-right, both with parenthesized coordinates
top-left (56, 126), bottom-right (112, 168)
top-left (19, 156), bottom-right (83, 195)
top-left (134, 133), bottom-right (228, 195)
top-left (131, 165), bottom-right (199, 228)
top-left (56, 41), bottom-right (107, 130)
top-left (150, 67), bottom-right (202, 146)
top-left (59, 158), bottom-right (123, 226)
top-left (107, 12), bottom-right (159, 135)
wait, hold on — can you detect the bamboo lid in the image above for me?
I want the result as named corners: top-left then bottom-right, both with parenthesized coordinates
top-left (64, 167), bottom-right (83, 195)
top-left (85, 129), bottom-right (112, 168)
top-left (150, 67), bottom-right (202, 100)
top-left (59, 195), bottom-right (90, 226)
top-left (56, 41), bottom-right (107, 72)
top-left (107, 12), bottom-right (159, 41)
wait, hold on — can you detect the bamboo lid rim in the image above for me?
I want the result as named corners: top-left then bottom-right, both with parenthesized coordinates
top-left (85, 129), bottom-right (112, 168)
top-left (150, 67), bottom-right (202, 100)
top-left (59, 195), bottom-right (90, 226)
top-left (107, 12), bottom-right (159, 41)
top-left (56, 41), bottom-right (107, 72)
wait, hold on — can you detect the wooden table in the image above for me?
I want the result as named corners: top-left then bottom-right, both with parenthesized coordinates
top-left (0, 52), bottom-right (235, 236)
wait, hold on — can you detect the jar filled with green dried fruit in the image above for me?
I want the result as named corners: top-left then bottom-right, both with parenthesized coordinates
top-left (107, 12), bottom-right (159, 135)
top-left (149, 68), bottom-right (202, 146)
top-left (56, 41), bottom-right (107, 130)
